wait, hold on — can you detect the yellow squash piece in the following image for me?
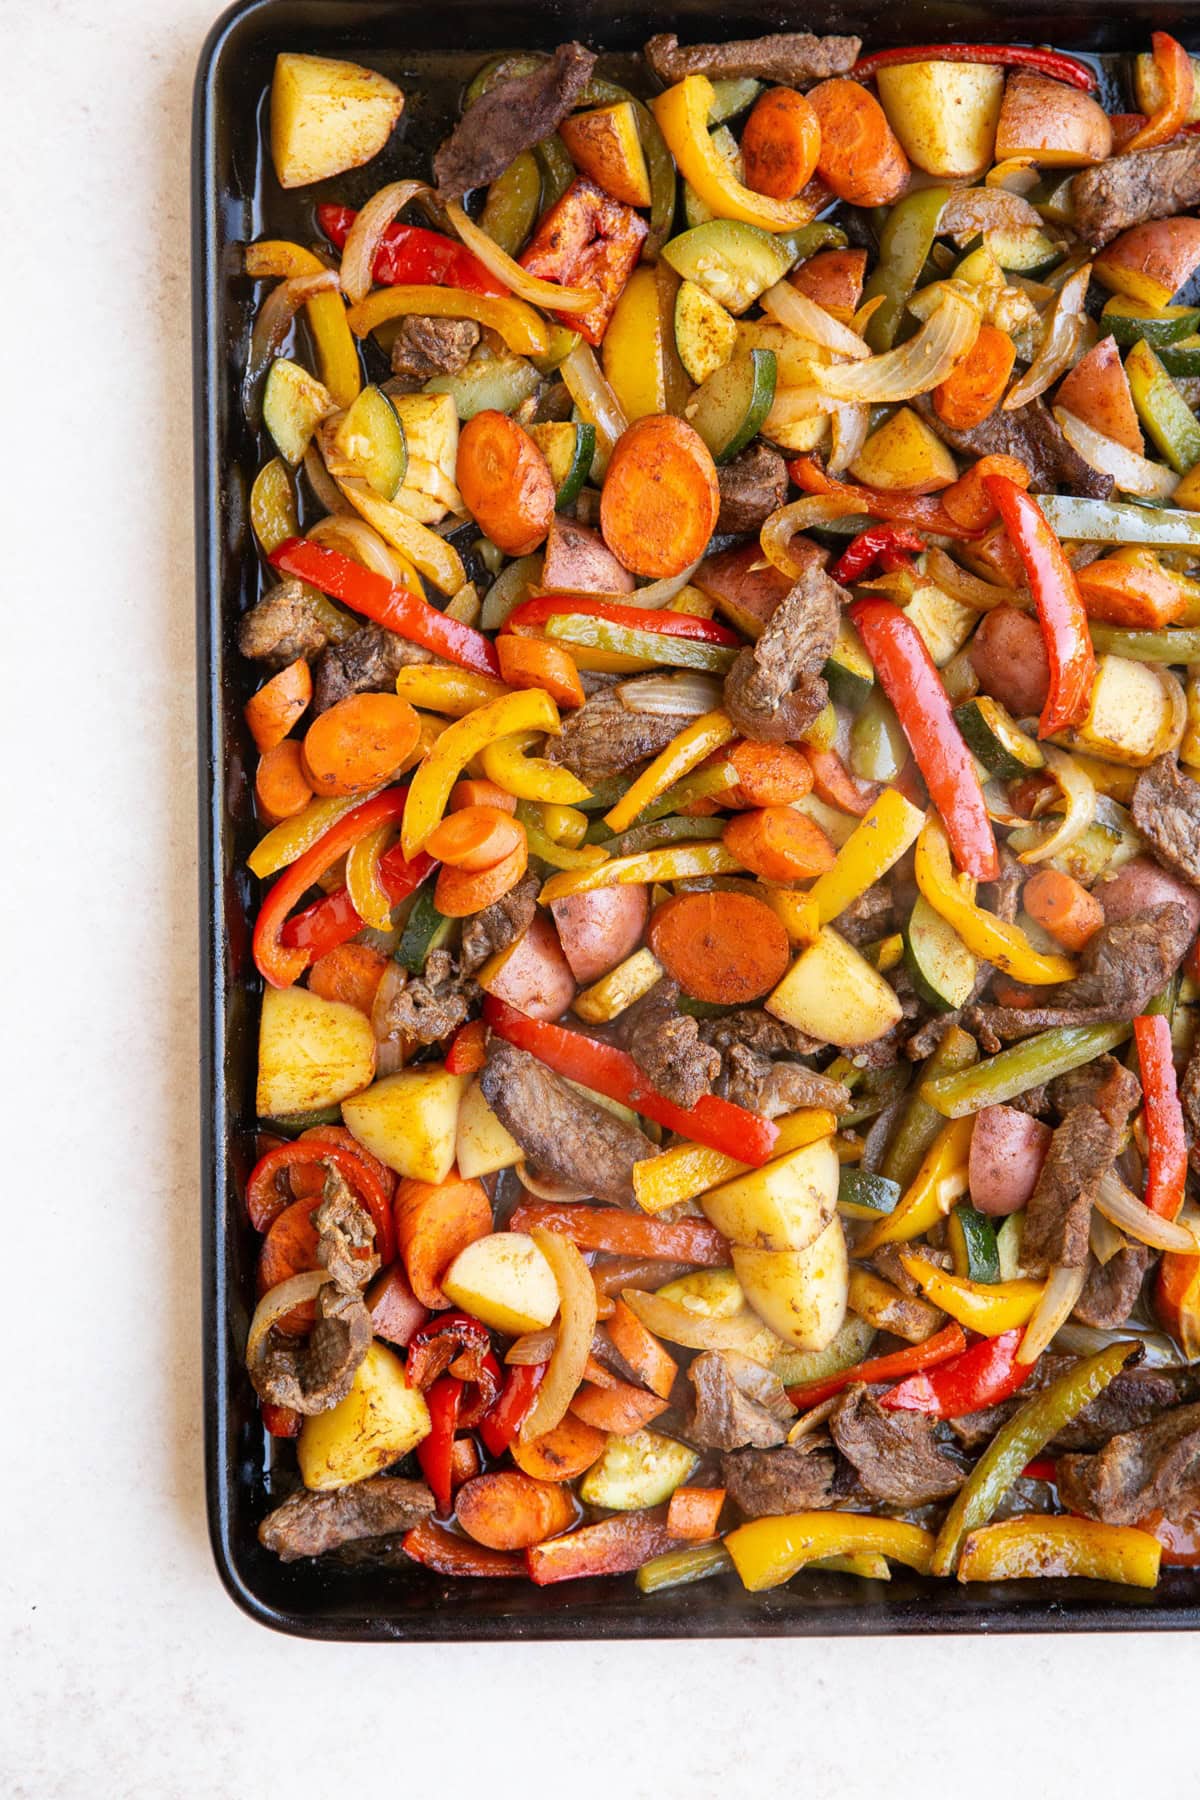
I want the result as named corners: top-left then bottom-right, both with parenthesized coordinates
top-left (573, 948), bottom-right (665, 1025)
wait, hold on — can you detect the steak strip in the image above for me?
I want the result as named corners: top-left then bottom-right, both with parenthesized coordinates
top-left (434, 43), bottom-right (597, 198)
top-left (1070, 139), bottom-right (1200, 248)
top-left (645, 32), bottom-right (861, 86)
top-left (1021, 1103), bottom-right (1118, 1272)
top-left (259, 1478), bottom-right (434, 1561)
top-left (913, 392), bottom-right (1113, 499)
top-left (479, 1040), bottom-right (655, 1203)
top-left (1131, 755), bottom-right (1200, 889)
top-left (617, 975), bottom-right (720, 1110)
top-left (1056, 1401), bottom-right (1200, 1524)
top-left (723, 561), bottom-right (843, 743)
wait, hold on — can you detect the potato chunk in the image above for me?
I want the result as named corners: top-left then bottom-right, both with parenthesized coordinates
top-left (271, 52), bottom-right (405, 189)
top-left (298, 1342), bottom-right (430, 1490)
top-left (256, 985), bottom-right (376, 1118)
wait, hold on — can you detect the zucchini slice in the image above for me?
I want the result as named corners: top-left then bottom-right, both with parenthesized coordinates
top-left (823, 617), bottom-right (875, 710)
top-left (332, 384), bottom-right (407, 499)
top-left (662, 218), bottom-right (794, 316)
top-left (674, 278), bottom-right (737, 386)
top-left (707, 76), bottom-right (763, 123)
top-left (904, 894), bottom-right (978, 1013)
top-left (947, 1203), bottom-right (1001, 1284)
top-left (1158, 334), bottom-right (1200, 377)
top-left (1102, 298), bottom-right (1200, 348)
top-left (426, 351), bottom-right (540, 421)
top-left (395, 886), bottom-right (450, 973)
top-left (578, 1429), bottom-right (698, 1511)
top-left (837, 1167), bottom-right (901, 1222)
top-left (262, 357), bottom-right (334, 464)
top-left (953, 696), bottom-right (1046, 779)
top-left (686, 348), bottom-right (777, 464)
top-left (528, 420), bottom-right (596, 507)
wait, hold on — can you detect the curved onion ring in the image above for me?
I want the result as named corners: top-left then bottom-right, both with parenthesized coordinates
top-left (340, 179), bottom-right (430, 304)
top-left (1089, 1208), bottom-right (1128, 1268)
top-left (518, 1228), bottom-right (597, 1440)
top-left (445, 199), bottom-right (600, 313)
top-left (923, 547), bottom-right (1028, 612)
top-left (1016, 746), bottom-right (1096, 864)
top-left (505, 1326), bottom-right (559, 1365)
top-left (615, 559), bottom-right (704, 610)
top-left (1055, 408), bottom-right (1179, 501)
top-left (246, 1270), bottom-right (333, 1369)
top-left (559, 341), bottom-right (629, 457)
top-left (246, 270), bottom-right (339, 393)
top-left (760, 495), bottom-right (863, 579)
top-left (619, 1287), bottom-right (778, 1363)
top-left (616, 672), bottom-right (723, 716)
top-left (517, 1164), bottom-right (589, 1203)
top-left (1004, 262), bottom-right (1091, 412)
top-left (1094, 1170), bottom-right (1200, 1253)
top-left (828, 402), bottom-right (870, 475)
top-left (308, 513), bottom-right (413, 584)
top-left (1018, 1263), bottom-right (1086, 1365)
top-left (303, 444), bottom-right (354, 517)
top-left (810, 293), bottom-right (981, 403)
top-left (759, 280), bottom-right (872, 360)
top-left (1054, 1321), bottom-right (1185, 1367)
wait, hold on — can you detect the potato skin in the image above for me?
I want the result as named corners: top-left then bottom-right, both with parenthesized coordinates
top-left (968, 1105), bottom-right (1052, 1217)
top-left (968, 606), bottom-right (1050, 721)
top-left (995, 73), bottom-right (1112, 168)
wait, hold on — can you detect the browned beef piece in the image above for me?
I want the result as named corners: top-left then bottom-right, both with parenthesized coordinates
top-left (312, 623), bottom-right (432, 712)
top-left (723, 562), bottom-right (844, 743)
top-left (1071, 139), bottom-right (1200, 248)
top-left (1048, 1055), bottom-right (1141, 1128)
top-left (1009, 1083), bottom-right (1052, 1119)
top-left (480, 1040), bottom-right (655, 1202)
top-left (1131, 755), bottom-right (1200, 889)
top-left (259, 1478), bottom-right (434, 1561)
top-left (548, 690), bottom-right (691, 784)
top-left (872, 1243), bottom-right (953, 1300)
top-left (1183, 1041), bottom-right (1200, 1171)
top-left (829, 1385), bottom-right (965, 1505)
top-left (374, 949), bottom-right (478, 1049)
top-left (617, 976), bottom-right (719, 1109)
top-left (1022, 1104), bottom-right (1118, 1271)
top-left (721, 1439), bottom-right (844, 1517)
top-left (237, 579), bottom-right (335, 669)
top-left (835, 881), bottom-right (896, 948)
top-left (314, 1165), bottom-right (381, 1291)
top-left (1057, 1402), bottom-right (1200, 1524)
top-left (684, 1351), bottom-right (791, 1450)
top-left (952, 1362), bottom-right (1186, 1451)
top-left (435, 43), bottom-right (597, 197)
top-left (700, 1008), bottom-right (825, 1059)
top-left (1073, 1244), bottom-right (1154, 1330)
top-left (251, 1283), bottom-right (372, 1414)
top-left (390, 315), bottom-right (480, 382)
top-left (716, 1043), bottom-right (850, 1118)
top-left (913, 393), bottom-right (1113, 499)
top-left (905, 1014), bottom-right (961, 1062)
top-left (459, 870), bottom-right (540, 976)
top-left (645, 31), bottom-right (860, 86)
top-left (715, 442), bottom-right (788, 536)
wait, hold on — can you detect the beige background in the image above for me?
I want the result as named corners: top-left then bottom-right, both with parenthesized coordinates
top-left (1, 3), bottom-right (1193, 1791)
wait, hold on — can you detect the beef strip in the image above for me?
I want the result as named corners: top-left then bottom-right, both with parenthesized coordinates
top-left (1048, 1055), bottom-right (1142, 1128)
top-left (1070, 139), bottom-right (1200, 249)
top-left (684, 1351), bottom-right (791, 1450)
top-left (251, 1282), bottom-right (372, 1414)
top-left (548, 690), bottom-right (692, 784)
top-left (645, 31), bottom-right (861, 86)
top-left (951, 1364), bottom-right (1187, 1451)
top-left (1057, 1401), bottom-right (1200, 1524)
top-left (314, 1165), bottom-right (381, 1291)
top-left (721, 1439), bottom-right (845, 1516)
top-left (913, 393), bottom-right (1113, 499)
top-left (374, 948), bottom-right (478, 1049)
top-left (259, 1478), bottom-right (435, 1561)
top-left (715, 441), bottom-right (788, 537)
top-left (1073, 1244), bottom-right (1154, 1330)
top-left (237, 579), bottom-right (334, 669)
top-left (699, 1008), bottom-right (825, 1059)
top-left (1183, 1040), bottom-right (1200, 1171)
top-left (312, 623), bottom-right (432, 712)
top-left (480, 1040), bottom-right (655, 1202)
top-left (723, 562), bottom-right (844, 743)
top-left (617, 976), bottom-right (720, 1109)
top-left (434, 43), bottom-right (597, 197)
top-left (1131, 754), bottom-right (1200, 888)
top-left (835, 880), bottom-right (896, 948)
top-left (829, 1384), bottom-right (965, 1505)
top-left (459, 870), bottom-right (540, 976)
top-left (1021, 1104), bottom-right (1118, 1271)
top-left (390, 316), bottom-right (480, 382)
top-left (716, 1043), bottom-right (851, 1118)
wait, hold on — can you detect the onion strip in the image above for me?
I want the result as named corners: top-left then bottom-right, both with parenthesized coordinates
top-left (1089, 1209), bottom-right (1128, 1268)
top-left (340, 179), bottom-right (429, 303)
top-left (1054, 408), bottom-right (1179, 501)
top-left (445, 199), bottom-right (599, 313)
top-left (760, 495), bottom-right (863, 578)
top-left (1016, 746), bottom-right (1096, 864)
top-left (519, 1228), bottom-right (597, 1440)
top-left (559, 341), bottom-right (628, 460)
top-left (303, 444), bottom-right (354, 517)
top-left (810, 293), bottom-right (981, 403)
top-left (922, 547), bottom-right (1027, 612)
top-left (616, 672), bottom-right (723, 716)
top-left (245, 1271), bottom-right (333, 1368)
top-left (245, 271), bottom-right (339, 394)
top-left (828, 402), bottom-right (870, 475)
top-left (1018, 1263), bottom-right (1086, 1365)
top-left (616, 559), bottom-right (704, 609)
top-left (1004, 262), bottom-right (1090, 411)
top-left (1094, 1170), bottom-right (1200, 1253)
top-left (759, 281), bottom-right (872, 360)
top-left (307, 513), bottom-right (413, 584)
top-left (620, 1287), bottom-right (778, 1363)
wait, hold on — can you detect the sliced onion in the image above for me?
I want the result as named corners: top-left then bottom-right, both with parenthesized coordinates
top-left (1054, 408), bottom-right (1179, 501)
top-left (246, 270), bottom-right (339, 393)
top-left (445, 199), bottom-right (599, 314)
top-left (617, 672), bottom-right (723, 716)
top-left (1016, 747), bottom-right (1096, 864)
top-left (923, 546), bottom-right (1026, 611)
top-left (811, 293), bottom-right (981, 403)
top-left (303, 444), bottom-right (354, 517)
top-left (760, 495), bottom-right (862, 578)
top-left (759, 281), bottom-right (872, 360)
top-left (1053, 1321), bottom-right (1184, 1366)
top-left (765, 386), bottom-right (844, 434)
top-left (340, 180), bottom-right (429, 303)
top-left (308, 513), bottom-right (410, 583)
top-left (1094, 1169), bottom-right (1200, 1252)
top-left (620, 1287), bottom-right (778, 1362)
top-left (1004, 263), bottom-right (1090, 411)
top-left (506, 1327), bottom-right (557, 1365)
top-left (786, 1395), bottom-right (838, 1442)
top-left (985, 160), bottom-right (1041, 197)
top-left (559, 341), bottom-right (628, 458)
top-left (1089, 1208), bottom-right (1128, 1268)
top-left (519, 1228), bottom-right (597, 1440)
top-left (617, 559), bottom-right (704, 609)
top-left (1018, 1262), bottom-right (1086, 1365)
top-left (828, 402), bottom-right (870, 476)
top-left (941, 185), bottom-right (1043, 242)
top-left (517, 1165), bottom-right (589, 1202)
top-left (246, 1271), bottom-right (333, 1368)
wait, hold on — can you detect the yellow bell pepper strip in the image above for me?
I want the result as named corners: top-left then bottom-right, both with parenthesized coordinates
top-left (573, 947), bottom-right (665, 1025)
top-left (344, 284), bottom-right (551, 358)
top-left (652, 75), bottom-right (819, 233)
top-left (807, 789), bottom-right (927, 927)
top-left (514, 801), bottom-right (610, 871)
top-left (914, 817), bottom-right (1075, 985)
top-left (401, 689), bottom-right (560, 859)
top-left (245, 240), bottom-right (361, 408)
top-left (330, 480), bottom-right (466, 595)
top-left (632, 1110), bottom-right (838, 1214)
top-left (539, 841), bottom-right (745, 903)
top-left (247, 794), bottom-right (367, 880)
top-left (882, 1025), bottom-right (978, 1189)
top-left (956, 1515), bottom-right (1163, 1587)
top-left (921, 1022), bottom-right (1132, 1119)
top-left (898, 1253), bottom-right (1046, 1337)
top-left (345, 822), bottom-right (397, 930)
top-left (536, 804), bottom-right (589, 848)
top-left (930, 1341), bottom-right (1140, 1576)
top-left (393, 666), bottom-right (512, 716)
top-left (627, 761), bottom-right (740, 829)
top-left (1126, 31), bottom-right (1195, 151)
top-left (479, 731), bottom-right (592, 805)
top-left (725, 1512), bottom-right (936, 1593)
top-left (762, 887), bottom-right (820, 946)
top-left (857, 1117), bottom-right (974, 1253)
top-left (604, 711), bottom-right (737, 835)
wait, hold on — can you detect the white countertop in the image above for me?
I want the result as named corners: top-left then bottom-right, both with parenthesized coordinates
top-left (2, 4), bottom-right (1193, 1792)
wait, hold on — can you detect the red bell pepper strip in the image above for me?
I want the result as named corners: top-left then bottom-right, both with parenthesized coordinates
top-left (1134, 1014), bottom-right (1189, 1220)
top-left (503, 596), bottom-right (739, 644)
top-left (483, 995), bottom-right (779, 1165)
top-left (1140, 1509), bottom-right (1200, 1566)
top-left (445, 1017), bottom-right (488, 1075)
top-left (1022, 1457), bottom-right (1059, 1483)
top-left (525, 1505), bottom-right (678, 1585)
top-left (416, 1375), bottom-right (463, 1515)
top-left (261, 1402), bottom-right (302, 1438)
top-left (270, 539), bottom-right (500, 678)
top-left (982, 475), bottom-right (1095, 740)
top-left (402, 1517), bottom-right (524, 1576)
top-left (831, 526), bottom-right (926, 584)
top-left (849, 597), bottom-right (999, 880)
top-left (880, 1328), bottom-right (1031, 1418)
top-left (478, 1362), bottom-right (546, 1458)
top-left (1127, 33), bottom-right (1194, 150)
top-left (316, 203), bottom-right (508, 298)
top-left (253, 787), bottom-right (412, 987)
top-left (786, 1323), bottom-right (968, 1410)
top-left (407, 1312), bottom-right (502, 1426)
top-left (244, 1140), bottom-right (397, 1262)
top-left (280, 840), bottom-right (435, 962)
top-left (507, 1201), bottom-right (729, 1266)
top-left (852, 43), bottom-right (1097, 92)
top-left (788, 456), bottom-right (981, 538)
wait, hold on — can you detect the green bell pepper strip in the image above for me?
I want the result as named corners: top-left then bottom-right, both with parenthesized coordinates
top-left (1088, 623), bottom-right (1200, 663)
top-left (545, 615), bottom-right (738, 673)
top-left (778, 222), bottom-right (850, 264)
top-left (881, 1024), bottom-right (978, 1190)
top-left (861, 187), bottom-right (950, 352)
top-left (613, 815), bottom-right (727, 857)
top-left (534, 133), bottom-right (575, 210)
top-left (1038, 496), bottom-right (1200, 546)
top-left (480, 149), bottom-right (542, 256)
top-left (922, 1022), bottom-right (1132, 1119)
top-left (637, 1541), bottom-right (733, 1593)
top-left (636, 103), bottom-right (676, 261)
top-left (1125, 339), bottom-right (1200, 474)
top-left (515, 801), bottom-right (614, 871)
top-left (840, 1061), bottom-right (911, 1128)
top-left (930, 1342), bottom-right (1139, 1576)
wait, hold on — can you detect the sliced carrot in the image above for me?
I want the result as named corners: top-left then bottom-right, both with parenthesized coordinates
top-left (435, 838), bottom-right (529, 917)
top-left (666, 1486), bottom-right (726, 1542)
top-left (569, 1378), bottom-right (670, 1434)
top-left (726, 740), bottom-right (813, 808)
top-left (451, 1436), bottom-right (482, 1491)
top-left (741, 86), bottom-right (821, 201)
top-left (426, 805), bottom-right (525, 872)
top-left (456, 409), bottom-right (556, 557)
top-left (582, 1352), bottom-right (622, 1391)
top-left (789, 248), bottom-right (868, 322)
top-left (806, 746), bottom-right (879, 817)
top-left (605, 1299), bottom-right (678, 1401)
top-left (301, 692), bottom-right (420, 796)
top-left (497, 635), bottom-right (586, 708)
top-left (455, 1470), bottom-right (576, 1550)
top-left (257, 1196), bottom-right (320, 1332)
top-left (308, 942), bottom-right (390, 1016)
top-left (807, 80), bottom-right (909, 206)
top-left (255, 739), bottom-right (314, 821)
top-left (244, 658), bottom-right (312, 752)
top-left (600, 414), bottom-right (720, 580)
top-left (393, 1174), bottom-right (493, 1308)
top-left (933, 324), bottom-right (1017, 432)
top-left (724, 806), bottom-right (836, 882)
top-left (507, 1201), bottom-right (728, 1265)
top-left (449, 778), bottom-right (518, 815)
top-left (1077, 555), bottom-right (1188, 629)
top-left (1022, 868), bottom-right (1106, 952)
top-left (511, 1413), bottom-right (608, 1482)
top-left (941, 454), bottom-right (1032, 531)
top-left (648, 889), bottom-right (791, 1004)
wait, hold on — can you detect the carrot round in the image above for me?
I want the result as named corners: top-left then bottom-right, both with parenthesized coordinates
top-left (257, 1196), bottom-right (320, 1333)
top-left (933, 323), bottom-right (1017, 431)
top-left (434, 837), bottom-right (529, 916)
top-left (244, 657), bottom-right (312, 752)
top-left (741, 86), bottom-right (821, 201)
top-left (393, 1173), bottom-right (493, 1308)
top-left (1022, 868), bottom-right (1106, 952)
top-left (497, 636), bottom-right (586, 708)
top-left (724, 806), bottom-right (837, 881)
top-left (600, 415), bottom-right (720, 580)
top-left (308, 941), bottom-right (390, 1015)
top-left (456, 409), bottom-right (557, 556)
top-left (256, 739), bottom-right (314, 821)
top-left (301, 692), bottom-right (420, 796)
top-left (569, 1378), bottom-right (669, 1434)
top-left (449, 778), bottom-right (518, 815)
top-left (666, 1486), bottom-right (726, 1541)
top-left (648, 890), bottom-right (791, 1004)
top-left (941, 455), bottom-right (1032, 531)
top-left (455, 1470), bottom-right (576, 1551)
top-left (425, 805), bottom-right (525, 872)
top-left (510, 1413), bottom-right (607, 1482)
top-left (807, 79), bottom-right (910, 206)
top-left (726, 741), bottom-right (814, 808)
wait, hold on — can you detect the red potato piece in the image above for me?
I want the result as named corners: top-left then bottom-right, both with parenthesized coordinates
top-left (1055, 337), bottom-right (1144, 456)
top-left (365, 1264), bottom-right (429, 1348)
top-left (968, 605), bottom-right (1050, 720)
top-left (692, 541), bottom-right (791, 639)
top-left (550, 884), bottom-right (650, 983)
top-left (542, 516), bottom-right (635, 595)
top-left (477, 909), bottom-right (577, 1019)
top-left (1094, 856), bottom-right (1200, 937)
top-left (969, 1104), bottom-right (1053, 1217)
